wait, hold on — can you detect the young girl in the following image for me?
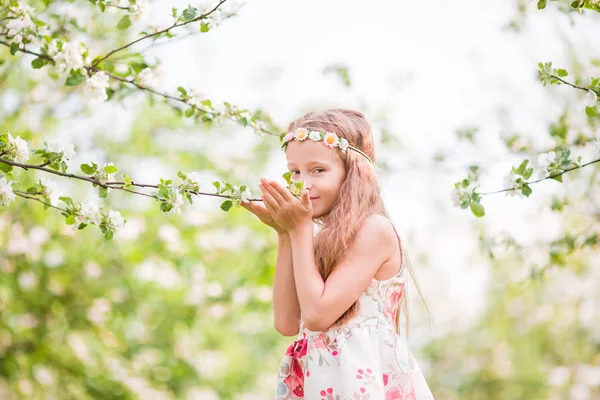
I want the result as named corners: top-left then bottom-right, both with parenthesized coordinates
top-left (241, 109), bottom-right (434, 399)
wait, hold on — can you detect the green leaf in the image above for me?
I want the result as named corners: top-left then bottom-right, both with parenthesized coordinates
top-left (124, 174), bottom-right (132, 187)
top-left (172, 7), bottom-right (178, 18)
top-left (98, 186), bottom-right (108, 198)
top-left (80, 163), bottom-right (96, 175)
top-left (59, 196), bottom-right (74, 206)
top-left (117, 15), bottom-right (132, 30)
top-left (65, 214), bottom-right (76, 225)
top-left (200, 22), bottom-right (210, 32)
top-left (282, 171), bottom-right (293, 184)
top-left (65, 71), bottom-right (86, 87)
top-left (556, 69), bottom-right (568, 77)
top-left (521, 183), bottom-right (533, 197)
top-left (213, 181), bottom-right (221, 191)
top-left (103, 165), bottom-right (118, 174)
top-left (220, 200), bottom-right (233, 212)
top-left (184, 107), bottom-right (195, 117)
top-left (182, 6), bottom-right (197, 21)
top-left (31, 57), bottom-right (51, 69)
top-left (550, 173), bottom-right (563, 182)
top-left (537, 0), bottom-right (547, 9)
top-left (585, 106), bottom-right (597, 118)
top-left (471, 202), bottom-right (484, 218)
top-left (177, 86), bottom-right (187, 97)
top-left (10, 42), bottom-right (19, 56)
top-left (177, 171), bottom-right (186, 180)
top-left (26, 186), bottom-right (38, 194)
top-left (0, 163), bottom-right (13, 173)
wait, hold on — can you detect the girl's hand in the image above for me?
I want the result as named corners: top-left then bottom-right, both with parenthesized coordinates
top-left (259, 178), bottom-right (313, 233)
top-left (240, 197), bottom-right (286, 234)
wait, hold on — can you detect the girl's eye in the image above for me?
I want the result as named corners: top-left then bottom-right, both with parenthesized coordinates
top-left (314, 168), bottom-right (324, 173)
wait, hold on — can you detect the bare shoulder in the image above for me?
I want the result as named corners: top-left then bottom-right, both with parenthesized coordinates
top-left (355, 214), bottom-right (397, 255)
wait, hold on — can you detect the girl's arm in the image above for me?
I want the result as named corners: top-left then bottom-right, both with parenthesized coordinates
top-left (273, 232), bottom-right (301, 336)
top-left (288, 214), bottom-right (394, 332)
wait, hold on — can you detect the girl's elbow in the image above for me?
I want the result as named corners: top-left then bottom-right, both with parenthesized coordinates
top-left (274, 320), bottom-right (300, 337)
top-left (302, 310), bottom-right (329, 332)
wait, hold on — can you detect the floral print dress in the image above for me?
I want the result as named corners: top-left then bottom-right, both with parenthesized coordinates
top-left (275, 249), bottom-right (434, 400)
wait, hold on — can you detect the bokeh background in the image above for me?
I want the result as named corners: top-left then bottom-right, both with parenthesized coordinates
top-left (1, 0), bottom-right (600, 399)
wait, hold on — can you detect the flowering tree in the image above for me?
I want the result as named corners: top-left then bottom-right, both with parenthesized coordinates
top-left (1, 0), bottom-right (600, 398)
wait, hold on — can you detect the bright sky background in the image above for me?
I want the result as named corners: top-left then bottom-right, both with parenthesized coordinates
top-left (102, 0), bottom-right (600, 354)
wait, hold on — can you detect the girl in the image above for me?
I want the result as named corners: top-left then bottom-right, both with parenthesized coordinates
top-left (241, 109), bottom-right (434, 399)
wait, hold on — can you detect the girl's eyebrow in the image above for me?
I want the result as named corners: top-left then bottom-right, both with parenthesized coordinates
top-left (287, 161), bottom-right (329, 168)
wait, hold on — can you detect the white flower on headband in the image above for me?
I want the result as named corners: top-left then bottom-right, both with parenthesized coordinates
top-left (295, 128), bottom-right (309, 141)
top-left (323, 132), bottom-right (339, 148)
top-left (339, 138), bottom-right (349, 151)
top-left (309, 131), bottom-right (321, 141)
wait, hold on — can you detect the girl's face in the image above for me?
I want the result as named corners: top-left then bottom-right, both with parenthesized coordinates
top-left (285, 139), bottom-right (347, 219)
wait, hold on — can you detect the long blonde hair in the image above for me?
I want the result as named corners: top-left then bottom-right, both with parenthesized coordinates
top-left (286, 109), bottom-right (431, 336)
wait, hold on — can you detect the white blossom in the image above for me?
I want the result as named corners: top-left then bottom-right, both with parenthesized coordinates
top-left (503, 171), bottom-right (525, 198)
top-left (18, 271), bottom-right (37, 291)
top-left (6, 14), bottom-right (33, 37)
top-left (129, 0), bottom-right (152, 22)
top-left (232, 288), bottom-right (249, 305)
top-left (39, 177), bottom-right (62, 207)
top-left (240, 187), bottom-right (252, 203)
top-left (54, 41), bottom-right (86, 72)
top-left (586, 89), bottom-right (598, 108)
top-left (169, 192), bottom-right (184, 214)
top-left (87, 299), bottom-right (111, 325)
top-left (136, 67), bottom-right (156, 88)
top-left (43, 140), bottom-right (76, 166)
top-left (78, 202), bottom-right (102, 225)
top-left (537, 151), bottom-right (556, 177)
top-left (186, 89), bottom-right (206, 108)
top-left (9, 3), bottom-right (35, 18)
top-left (206, 282), bottom-right (223, 298)
top-left (107, 210), bottom-right (125, 232)
top-left (33, 366), bottom-right (55, 386)
top-left (0, 177), bottom-right (16, 206)
top-left (12, 34), bottom-right (23, 44)
top-left (185, 171), bottom-right (201, 189)
top-left (7, 133), bottom-right (30, 163)
top-left (84, 71), bottom-right (110, 103)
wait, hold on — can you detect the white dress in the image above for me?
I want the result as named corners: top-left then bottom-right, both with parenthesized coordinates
top-left (275, 249), bottom-right (434, 399)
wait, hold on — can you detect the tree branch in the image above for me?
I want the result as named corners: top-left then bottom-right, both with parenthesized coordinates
top-left (91, 0), bottom-right (229, 68)
top-left (13, 190), bottom-right (69, 213)
top-left (0, 157), bottom-right (263, 202)
top-left (0, 40), bottom-right (280, 137)
top-left (550, 74), bottom-right (590, 92)
top-left (481, 157), bottom-right (600, 196)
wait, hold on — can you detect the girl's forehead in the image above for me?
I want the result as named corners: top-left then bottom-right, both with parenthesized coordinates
top-left (285, 140), bottom-right (340, 165)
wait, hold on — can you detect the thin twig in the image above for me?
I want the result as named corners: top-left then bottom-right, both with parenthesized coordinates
top-left (13, 190), bottom-right (68, 213)
top-left (0, 157), bottom-right (264, 201)
top-left (549, 74), bottom-right (590, 92)
top-left (481, 157), bottom-right (600, 196)
top-left (91, 0), bottom-right (228, 68)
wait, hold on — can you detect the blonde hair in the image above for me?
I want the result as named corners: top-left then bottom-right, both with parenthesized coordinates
top-left (286, 109), bottom-right (431, 336)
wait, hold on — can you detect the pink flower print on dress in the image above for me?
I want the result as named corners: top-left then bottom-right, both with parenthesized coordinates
top-left (320, 387), bottom-right (341, 400)
top-left (385, 385), bottom-right (417, 400)
top-left (283, 338), bottom-right (308, 398)
top-left (384, 283), bottom-right (405, 320)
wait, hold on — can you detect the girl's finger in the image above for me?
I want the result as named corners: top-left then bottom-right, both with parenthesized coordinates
top-left (270, 181), bottom-right (296, 202)
top-left (261, 187), bottom-right (279, 214)
top-left (261, 182), bottom-right (285, 207)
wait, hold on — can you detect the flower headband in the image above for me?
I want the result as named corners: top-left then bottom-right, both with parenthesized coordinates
top-left (281, 128), bottom-right (373, 164)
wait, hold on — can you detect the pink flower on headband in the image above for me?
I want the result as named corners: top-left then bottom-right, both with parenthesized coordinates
top-left (323, 132), bottom-right (339, 148)
top-left (284, 131), bottom-right (294, 142)
top-left (295, 128), bottom-right (309, 141)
